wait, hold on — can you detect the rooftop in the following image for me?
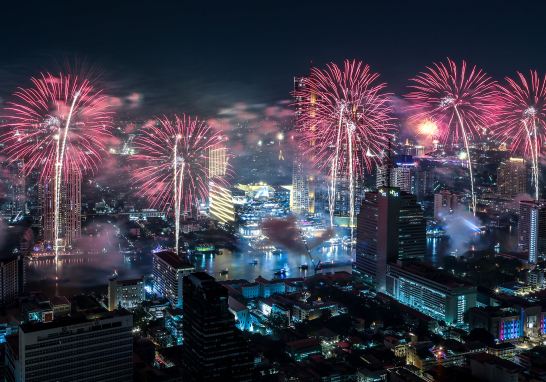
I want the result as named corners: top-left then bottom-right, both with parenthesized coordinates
top-left (391, 259), bottom-right (475, 288)
top-left (49, 296), bottom-right (70, 306)
top-left (154, 251), bottom-right (194, 270)
top-left (228, 296), bottom-right (248, 313)
top-left (470, 352), bottom-right (522, 371)
top-left (286, 338), bottom-right (322, 350)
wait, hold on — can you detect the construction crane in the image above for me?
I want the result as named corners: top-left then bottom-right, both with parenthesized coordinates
top-left (298, 228), bottom-right (321, 274)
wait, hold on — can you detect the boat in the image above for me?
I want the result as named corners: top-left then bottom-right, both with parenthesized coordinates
top-left (274, 268), bottom-right (286, 276)
top-left (41, 276), bottom-right (70, 284)
top-left (299, 264), bottom-right (309, 270)
top-left (272, 249), bottom-right (282, 255)
top-left (249, 260), bottom-right (258, 265)
top-left (219, 268), bottom-right (229, 275)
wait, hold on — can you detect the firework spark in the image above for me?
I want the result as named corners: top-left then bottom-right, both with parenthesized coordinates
top-left (405, 58), bottom-right (497, 215)
top-left (494, 71), bottom-right (546, 200)
top-left (293, 60), bottom-right (396, 241)
top-left (2, 72), bottom-right (113, 258)
top-left (131, 115), bottom-right (228, 254)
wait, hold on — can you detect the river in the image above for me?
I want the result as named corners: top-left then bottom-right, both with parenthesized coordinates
top-left (27, 226), bottom-right (518, 297)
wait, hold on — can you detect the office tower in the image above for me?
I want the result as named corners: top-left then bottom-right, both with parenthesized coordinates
top-left (497, 157), bottom-right (527, 198)
top-left (7, 161), bottom-right (25, 217)
top-left (209, 182), bottom-right (235, 224)
top-left (5, 309), bottom-right (133, 382)
top-left (0, 255), bottom-right (25, 311)
top-left (39, 166), bottom-right (82, 250)
top-left (434, 190), bottom-right (459, 220)
top-left (153, 251), bottom-right (194, 308)
top-left (182, 272), bottom-right (257, 382)
top-left (356, 186), bottom-right (426, 291)
top-left (290, 77), bottom-right (313, 214)
top-left (209, 146), bottom-right (227, 178)
top-left (108, 276), bottom-right (146, 311)
top-left (412, 169), bottom-right (435, 198)
top-left (518, 200), bottom-right (546, 264)
top-left (387, 259), bottom-right (477, 324)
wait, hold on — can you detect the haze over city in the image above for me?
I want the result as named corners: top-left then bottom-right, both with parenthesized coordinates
top-left (1, 2), bottom-right (546, 382)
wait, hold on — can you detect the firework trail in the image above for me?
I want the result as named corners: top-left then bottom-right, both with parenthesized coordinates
top-left (293, 60), bottom-right (396, 243)
top-left (1, 72), bottom-right (113, 259)
top-left (405, 58), bottom-right (497, 215)
top-left (494, 71), bottom-right (546, 201)
top-left (131, 115), bottom-right (228, 254)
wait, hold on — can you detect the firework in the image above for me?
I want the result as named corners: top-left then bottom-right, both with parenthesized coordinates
top-left (494, 71), bottom-right (546, 200)
top-left (2, 72), bottom-right (113, 258)
top-left (293, 60), bottom-right (396, 241)
top-left (405, 58), bottom-right (497, 215)
top-left (131, 115), bottom-right (228, 254)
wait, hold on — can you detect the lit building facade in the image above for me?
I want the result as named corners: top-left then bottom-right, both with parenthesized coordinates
top-left (153, 251), bottom-right (194, 308)
top-left (355, 186), bottom-right (426, 291)
top-left (108, 276), bottom-right (145, 310)
top-left (5, 309), bottom-right (133, 382)
top-left (39, 166), bottom-right (81, 250)
top-left (386, 259), bottom-right (477, 324)
top-left (7, 160), bottom-right (25, 217)
top-left (518, 200), bottom-right (546, 264)
top-left (434, 190), bottom-right (459, 220)
top-left (209, 181), bottom-right (235, 224)
top-left (497, 158), bottom-right (527, 198)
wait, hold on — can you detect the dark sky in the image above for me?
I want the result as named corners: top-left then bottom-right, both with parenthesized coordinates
top-left (2, 1), bottom-right (546, 119)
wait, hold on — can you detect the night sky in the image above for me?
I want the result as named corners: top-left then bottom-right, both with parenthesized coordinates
top-left (2, 1), bottom-right (546, 119)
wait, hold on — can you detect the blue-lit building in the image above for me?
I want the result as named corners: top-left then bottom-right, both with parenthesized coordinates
top-left (165, 308), bottom-right (184, 345)
top-left (469, 302), bottom-right (546, 342)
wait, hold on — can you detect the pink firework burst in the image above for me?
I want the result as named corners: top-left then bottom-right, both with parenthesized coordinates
top-left (405, 58), bottom-right (498, 214)
top-left (494, 71), bottom-right (546, 200)
top-left (1, 72), bottom-right (113, 179)
top-left (130, 114), bottom-right (229, 216)
top-left (293, 60), bottom-right (396, 176)
top-left (405, 58), bottom-right (498, 145)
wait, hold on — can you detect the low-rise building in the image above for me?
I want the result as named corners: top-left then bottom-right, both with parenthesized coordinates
top-left (470, 352), bottom-right (522, 382)
top-left (407, 340), bottom-right (487, 372)
top-left (286, 338), bottom-right (322, 362)
top-left (292, 300), bottom-right (338, 322)
top-left (108, 276), bottom-right (145, 310)
top-left (165, 308), bottom-right (183, 346)
top-left (49, 296), bottom-right (70, 318)
top-left (228, 296), bottom-right (251, 331)
top-left (239, 282), bottom-right (260, 299)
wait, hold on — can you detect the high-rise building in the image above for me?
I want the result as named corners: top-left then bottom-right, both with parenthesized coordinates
top-left (5, 309), bottom-right (133, 382)
top-left (497, 158), bottom-right (527, 198)
top-left (377, 156), bottom-right (435, 198)
top-left (518, 200), bottom-right (546, 264)
top-left (434, 190), bottom-right (459, 220)
top-left (39, 166), bottom-right (82, 250)
top-left (7, 161), bottom-right (25, 217)
top-left (153, 251), bottom-right (194, 308)
top-left (291, 74), bottom-right (314, 214)
top-left (209, 182), bottom-right (235, 224)
top-left (108, 276), bottom-right (146, 310)
top-left (356, 186), bottom-right (426, 291)
top-left (0, 254), bottom-right (25, 311)
top-left (182, 272), bottom-right (257, 382)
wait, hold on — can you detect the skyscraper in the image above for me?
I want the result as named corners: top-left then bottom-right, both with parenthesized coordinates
top-left (518, 200), bottom-right (546, 264)
top-left (0, 254), bottom-right (25, 311)
top-left (208, 146), bottom-right (235, 224)
top-left (434, 190), bottom-right (459, 220)
top-left (39, 166), bottom-right (82, 250)
top-left (7, 160), bottom-right (25, 217)
top-left (497, 157), bottom-right (527, 198)
top-left (376, 155), bottom-right (435, 198)
top-left (291, 74), bottom-right (314, 214)
top-left (182, 272), bottom-right (257, 382)
top-left (355, 186), bottom-right (426, 291)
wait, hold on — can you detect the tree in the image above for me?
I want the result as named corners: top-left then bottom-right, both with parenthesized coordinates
top-left (264, 312), bottom-right (289, 337)
top-left (467, 327), bottom-right (495, 346)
